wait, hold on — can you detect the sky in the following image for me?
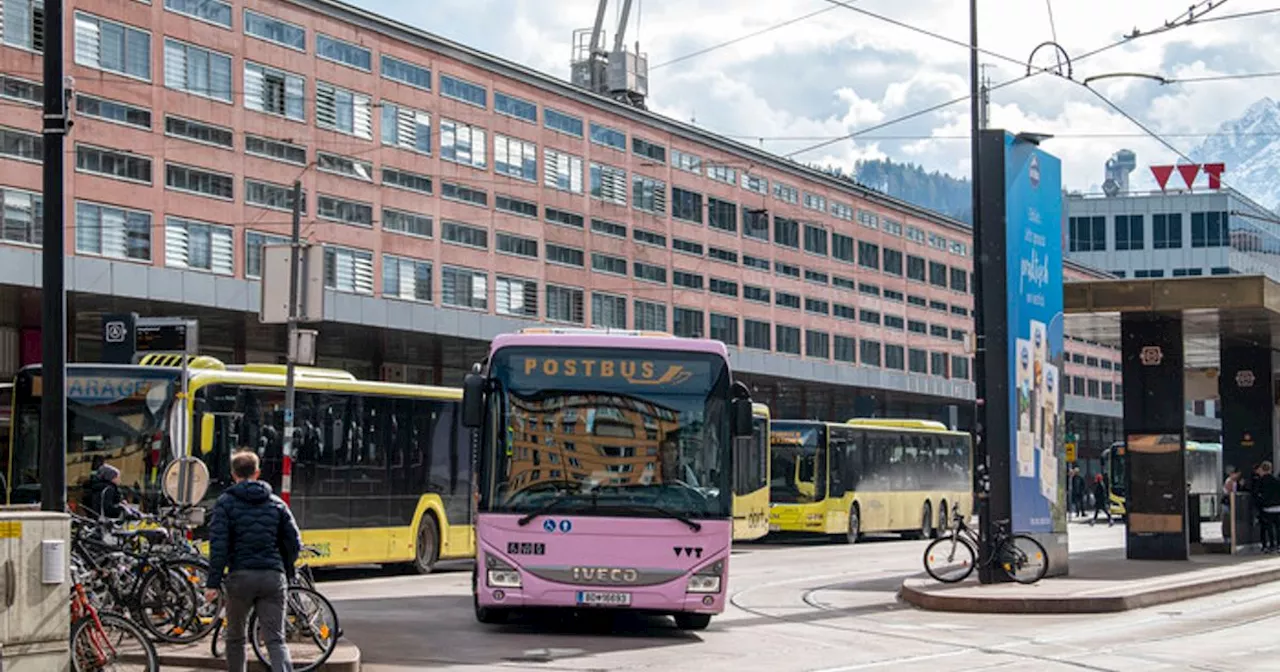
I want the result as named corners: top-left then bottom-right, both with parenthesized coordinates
top-left (348, 0), bottom-right (1280, 194)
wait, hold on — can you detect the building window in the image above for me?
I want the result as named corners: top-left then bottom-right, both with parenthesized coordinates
top-left (74, 12), bottom-right (151, 80)
top-left (883, 219), bottom-right (904, 236)
top-left (707, 163), bottom-right (736, 184)
top-left (381, 102), bottom-right (432, 154)
top-left (244, 9), bottom-right (305, 50)
top-left (244, 62), bottom-right (305, 121)
top-left (859, 309), bottom-right (881, 325)
top-left (774, 216), bottom-right (799, 248)
top-left (591, 252), bottom-right (627, 276)
top-left (442, 265), bottom-right (488, 309)
top-left (772, 182), bottom-right (799, 205)
top-left (245, 134), bottom-right (305, 165)
top-left (831, 233), bottom-right (854, 263)
top-left (545, 207), bottom-right (585, 229)
top-left (743, 208), bottom-right (768, 240)
top-left (709, 277), bottom-right (738, 297)
top-left (672, 149), bottom-right (701, 174)
top-left (633, 228), bottom-right (665, 248)
top-left (495, 194), bottom-right (536, 218)
top-left (804, 224), bottom-right (828, 256)
top-left (858, 241), bottom-right (880, 269)
top-left (806, 330), bottom-right (830, 359)
top-left (742, 173), bottom-right (768, 195)
top-left (834, 277), bottom-right (856, 291)
top-left (861, 340), bottom-right (881, 367)
top-left (166, 0), bottom-right (231, 27)
top-left (949, 267), bottom-right (968, 293)
top-left (1, 126), bottom-right (42, 163)
top-left (710, 313), bottom-right (738, 346)
top-left (592, 293), bottom-right (627, 329)
top-left (496, 232), bottom-right (536, 258)
top-left (803, 192), bottom-right (826, 212)
top-left (440, 73), bottom-right (486, 107)
top-left (544, 108), bottom-right (583, 137)
top-left (76, 93), bottom-right (151, 129)
top-left (1114, 214), bottom-right (1144, 251)
top-left (830, 202), bottom-right (854, 221)
top-left (245, 179), bottom-right (306, 214)
top-left (165, 163), bottom-right (232, 200)
top-left (672, 187), bottom-right (703, 224)
top-left (495, 276), bottom-right (537, 316)
top-left (743, 319), bottom-right (770, 350)
top-left (858, 210), bottom-right (879, 229)
top-left (442, 221), bottom-right (488, 249)
top-left (3, 0), bottom-right (45, 51)
top-left (884, 315), bottom-right (904, 330)
top-left (382, 255), bottom-right (432, 302)
top-left (708, 247), bottom-right (737, 265)
top-left (245, 231), bottom-right (287, 278)
top-left (673, 270), bottom-right (703, 290)
top-left (931, 352), bottom-right (950, 378)
top-left (590, 163), bottom-right (628, 206)
top-left (775, 325), bottom-right (800, 355)
top-left (494, 91), bottom-right (536, 122)
top-left (928, 261), bottom-right (948, 288)
top-left (1152, 213), bottom-right (1183, 249)
top-left (834, 336), bottom-right (856, 363)
top-left (316, 33), bottom-right (371, 70)
top-left (1191, 211), bottom-right (1229, 247)
top-left (632, 137), bottom-right (666, 163)
top-left (75, 201), bottom-right (151, 261)
top-left (316, 151), bottom-right (372, 181)
top-left (632, 175), bottom-right (667, 214)
top-left (590, 122), bottom-right (626, 150)
top-left (804, 297), bottom-right (829, 315)
top-left (165, 216), bottom-right (232, 273)
top-left (546, 285), bottom-right (585, 324)
top-left (322, 246), bottom-right (374, 294)
top-left (0, 187), bottom-right (42, 245)
top-left (441, 119), bottom-right (487, 169)
top-left (633, 261), bottom-right (666, 284)
top-left (545, 243), bottom-right (584, 268)
top-left (775, 262), bottom-right (799, 279)
top-left (382, 166), bottom-right (433, 195)
top-left (634, 300), bottom-right (666, 331)
top-left (1069, 215), bottom-right (1106, 252)
top-left (317, 194), bottom-right (373, 227)
top-left (952, 356), bottom-right (970, 380)
top-left (883, 249), bottom-right (904, 275)
top-left (806, 270), bottom-right (830, 286)
top-left (673, 307), bottom-right (703, 338)
top-left (901, 346), bottom-right (921, 372)
top-left (164, 115), bottom-right (233, 148)
top-left (162, 37), bottom-right (232, 101)
top-left (544, 149), bottom-right (583, 194)
top-left (775, 292), bottom-right (800, 310)
top-left (0, 74), bottom-right (40, 106)
top-left (383, 208), bottom-right (432, 239)
top-left (906, 255), bottom-right (926, 281)
top-left (743, 285), bottom-right (770, 304)
top-left (378, 53), bottom-right (432, 92)
top-left (316, 81), bottom-right (372, 139)
top-left (490, 134), bottom-right (536, 181)
top-left (743, 255), bottom-right (769, 271)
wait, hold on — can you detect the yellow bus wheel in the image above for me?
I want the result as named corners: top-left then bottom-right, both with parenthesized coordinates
top-left (413, 514), bottom-right (441, 574)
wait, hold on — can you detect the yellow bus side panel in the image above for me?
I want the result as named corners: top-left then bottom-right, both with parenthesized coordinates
top-left (732, 488), bottom-right (770, 541)
top-left (769, 501), bottom-right (828, 533)
top-left (771, 491), bottom-right (972, 536)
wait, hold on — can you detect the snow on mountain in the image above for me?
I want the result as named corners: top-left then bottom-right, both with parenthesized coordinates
top-left (1188, 97), bottom-right (1280, 210)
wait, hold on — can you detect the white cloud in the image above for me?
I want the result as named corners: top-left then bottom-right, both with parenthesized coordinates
top-left (353, 0), bottom-right (1280, 191)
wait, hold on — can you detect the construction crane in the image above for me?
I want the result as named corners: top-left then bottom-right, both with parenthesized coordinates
top-left (570, 0), bottom-right (649, 109)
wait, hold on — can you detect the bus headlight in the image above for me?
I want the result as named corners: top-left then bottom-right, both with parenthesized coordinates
top-left (686, 559), bottom-right (724, 594)
top-left (485, 554), bottom-right (522, 588)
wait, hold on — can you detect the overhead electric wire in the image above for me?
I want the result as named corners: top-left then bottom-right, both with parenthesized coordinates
top-left (650, 2), bottom-right (849, 70)
top-left (1167, 70), bottom-right (1280, 84)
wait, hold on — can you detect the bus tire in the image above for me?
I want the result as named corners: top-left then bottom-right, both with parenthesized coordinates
top-left (673, 613), bottom-right (712, 630)
top-left (936, 500), bottom-right (949, 538)
top-left (413, 513), bottom-right (441, 575)
top-left (473, 572), bottom-right (509, 624)
top-left (920, 502), bottom-right (934, 540)
top-left (838, 505), bottom-right (861, 544)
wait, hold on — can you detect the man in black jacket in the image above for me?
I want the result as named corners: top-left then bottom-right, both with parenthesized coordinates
top-left (204, 451), bottom-right (302, 672)
top-left (82, 464), bottom-right (126, 519)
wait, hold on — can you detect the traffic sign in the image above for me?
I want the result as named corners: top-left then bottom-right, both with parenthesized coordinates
top-left (1065, 442), bottom-right (1077, 463)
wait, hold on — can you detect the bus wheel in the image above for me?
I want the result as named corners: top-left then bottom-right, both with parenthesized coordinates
top-left (919, 502), bottom-right (934, 539)
top-left (936, 500), bottom-right (949, 538)
top-left (674, 613), bottom-right (712, 630)
top-left (473, 573), bottom-right (509, 624)
top-left (413, 514), bottom-right (441, 574)
top-left (839, 505), bottom-right (861, 544)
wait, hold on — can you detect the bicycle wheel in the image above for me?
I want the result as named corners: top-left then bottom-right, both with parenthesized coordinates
top-left (923, 535), bottom-right (977, 583)
top-left (134, 562), bottom-right (202, 643)
top-left (71, 611), bottom-right (160, 672)
top-left (250, 585), bottom-right (340, 672)
top-left (999, 534), bottom-right (1049, 584)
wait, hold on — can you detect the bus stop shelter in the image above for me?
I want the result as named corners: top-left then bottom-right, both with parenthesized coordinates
top-left (1065, 274), bottom-right (1280, 560)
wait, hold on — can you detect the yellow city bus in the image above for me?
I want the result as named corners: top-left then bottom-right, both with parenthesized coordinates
top-left (731, 403), bottom-right (771, 541)
top-left (1100, 439), bottom-right (1222, 517)
top-left (7, 356), bottom-right (473, 572)
top-left (768, 418), bottom-right (972, 543)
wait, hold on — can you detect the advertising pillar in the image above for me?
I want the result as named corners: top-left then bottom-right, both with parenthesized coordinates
top-left (976, 129), bottom-right (1068, 579)
top-left (1219, 334), bottom-right (1273, 474)
top-left (1120, 313), bottom-right (1187, 560)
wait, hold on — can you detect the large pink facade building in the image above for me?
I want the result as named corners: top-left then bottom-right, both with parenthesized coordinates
top-left (0, 0), bottom-right (1202, 446)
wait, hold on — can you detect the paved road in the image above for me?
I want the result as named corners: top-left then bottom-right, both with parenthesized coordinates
top-left (318, 524), bottom-right (1280, 671)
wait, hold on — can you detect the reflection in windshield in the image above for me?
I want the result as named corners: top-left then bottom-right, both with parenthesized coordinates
top-left (485, 348), bottom-right (731, 519)
top-left (770, 424), bottom-right (822, 504)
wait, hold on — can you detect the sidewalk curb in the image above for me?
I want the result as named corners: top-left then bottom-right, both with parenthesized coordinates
top-left (899, 565), bottom-right (1280, 614)
top-left (128, 641), bottom-right (361, 670)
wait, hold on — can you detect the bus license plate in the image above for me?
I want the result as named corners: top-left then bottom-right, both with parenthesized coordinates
top-left (576, 591), bottom-right (631, 607)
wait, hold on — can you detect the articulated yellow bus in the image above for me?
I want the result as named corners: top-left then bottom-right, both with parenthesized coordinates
top-left (7, 356), bottom-right (473, 572)
top-left (768, 419), bottom-right (972, 542)
top-left (731, 403), bottom-right (771, 541)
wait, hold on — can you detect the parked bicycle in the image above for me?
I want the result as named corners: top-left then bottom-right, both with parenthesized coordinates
top-left (923, 503), bottom-right (1048, 584)
top-left (209, 545), bottom-right (341, 672)
top-left (69, 555), bottom-right (159, 672)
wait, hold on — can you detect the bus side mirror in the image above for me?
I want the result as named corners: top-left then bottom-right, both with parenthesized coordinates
top-left (199, 414), bottom-right (215, 456)
top-left (731, 399), bottom-right (753, 438)
top-left (461, 373), bottom-right (485, 428)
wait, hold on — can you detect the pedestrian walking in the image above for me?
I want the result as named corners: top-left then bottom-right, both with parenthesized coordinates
top-left (1089, 473), bottom-right (1113, 526)
top-left (82, 463), bottom-right (126, 520)
top-left (1069, 467), bottom-right (1086, 518)
top-left (1254, 462), bottom-right (1280, 553)
top-left (204, 450), bottom-right (303, 672)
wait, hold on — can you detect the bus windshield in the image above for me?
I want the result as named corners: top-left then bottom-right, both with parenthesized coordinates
top-left (482, 347), bottom-right (731, 519)
top-left (770, 423), bottom-right (823, 503)
top-left (10, 367), bottom-right (179, 505)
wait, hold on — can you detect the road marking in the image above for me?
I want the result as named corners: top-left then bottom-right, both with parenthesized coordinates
top-left (808, 649), bottom-right (971, 671)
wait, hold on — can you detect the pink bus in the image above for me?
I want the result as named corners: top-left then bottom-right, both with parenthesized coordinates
top-left (461, 329), bottom-right (754, 630)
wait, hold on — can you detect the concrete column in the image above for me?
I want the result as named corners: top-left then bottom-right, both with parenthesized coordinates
top-left (1120, 312), bottom-right (1188, 560)
top-left (1219, 334), bottom-right (1273, 473)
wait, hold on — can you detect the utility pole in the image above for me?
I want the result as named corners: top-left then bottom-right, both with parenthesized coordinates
top-left (280, 179), bottom-right (302, 506)
top-left (968, 0), bottom-right (994, 582)
top-left (40, 0), bottom-right (69, 513)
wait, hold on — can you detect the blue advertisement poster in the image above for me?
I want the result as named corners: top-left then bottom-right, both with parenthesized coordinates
top-left (1003, 133), bottom-right (1065, 535)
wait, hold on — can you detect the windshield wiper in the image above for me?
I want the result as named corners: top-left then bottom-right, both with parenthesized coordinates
top-left (620, 504), bottom-right (703, 532)
top-left (516, 492), bottom-right (584, 526)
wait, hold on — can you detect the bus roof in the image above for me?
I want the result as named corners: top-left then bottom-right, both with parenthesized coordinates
top-left (847, 418), bottom-right (951, 431)
top-left (489, 331), bottom-right (729, 357)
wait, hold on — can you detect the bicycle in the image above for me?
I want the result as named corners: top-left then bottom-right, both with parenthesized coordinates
top-left (923, 503), bottom-right (1049, 584)
top-left (70, 558), bottom-right (159, 672)
top-left (209, 546), bottom-right (341, 671)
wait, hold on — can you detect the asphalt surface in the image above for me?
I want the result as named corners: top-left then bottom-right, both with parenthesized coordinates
top-left (317, 524), bottom-right (1280, 671)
